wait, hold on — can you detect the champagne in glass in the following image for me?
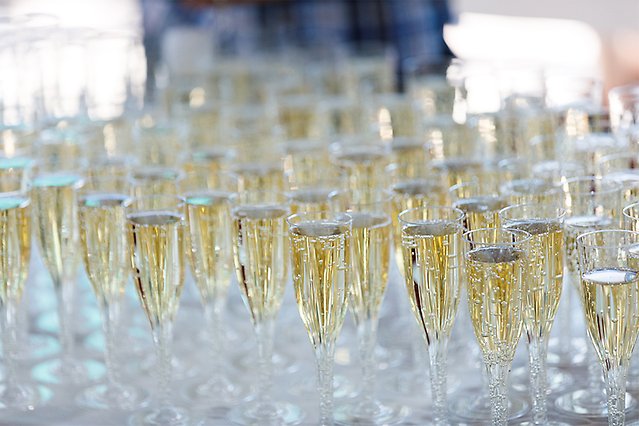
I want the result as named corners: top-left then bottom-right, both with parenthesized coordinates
top-left (32, 162), bottom-right (89, 384)
top-left (182, 172), bottom-right (241, 406)
top-left (389, 137), bottom-right (429, 182)
top-left (500, 203), bottom-right (566, 424)
top-left (288, 212), bottom-right (352, 425)
top-left (400, 206), bottom-right (464, 424)
top-left (330, 142), bottom-right (390, 203)
top-left (334, 194), bottom-right (406, 425)
top-left (228, 191), bottom-right (303, 425)
top-left (129, 167), bottom-right (184, 198)
top-left (450, 181), bottom-right (509, 231)
top-left (463, 228), bottom-right (531, 426)
top-left (126, 195), bottom-right (188, 426)
top-left (500, 178), bottom-right (562, 205)
top-left (0, 177), bottom-right (41, 409)
top-left (576, 230), bottom-right (639, 426)
top-left (77, 177), bottom-right (144, 409)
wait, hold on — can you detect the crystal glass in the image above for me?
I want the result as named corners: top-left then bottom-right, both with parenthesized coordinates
top-left (287, 212), bottom-right (352, 425)
top-left (228, 191), bottom-right (303, 425)
top-left (462, 227), bottom-right (532, 426)
top-left (129, 166), bottom-right (184, 198)
top-left (576, 230), bottom-right (639, 426)
top-left (449, 180), bottom-right (509, 231)
top-left (499, 203), bottom-right (568, 425)
top-left (0, 176), bottom-right (41, 409)
top-left (333, 194), bottom-right (407, 425)
top-left (126, 195), bottom-right (188, 426)
top-left (554, 176), bottom-right (624, 416)
top-left (77, 176), bottom-right (145, 410)
top-left (399, 206), bottom-right (465, 424)
top-left (609, 84), bottom-right (639, 147)
top-left (181, 172), bottom-right (242, 413)
top-left (500, 178), bottom-right (563, 205)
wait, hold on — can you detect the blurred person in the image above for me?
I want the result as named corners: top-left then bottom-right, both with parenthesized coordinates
top-left (141, 0), bottom-right (454, 94)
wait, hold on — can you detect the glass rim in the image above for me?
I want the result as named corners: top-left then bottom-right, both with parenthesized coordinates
top-left (562, 176), bottom-right (623, 194)
top-left (609, 84), bottom-right (639, 100)
top-left (623, 201), bottom-right (639, 220)
top-left (500, 178), bottom-right (561, 195)
top-left (235, 190), bottom-right (289, 206)
top-left (286, 211), bottom-right (353, 227)
top-left (462, 227), bottom-right (532, 246)
top-left (398, 206), bottom-right (465, 225)
top-left (498, 203), bottom-right (566, 221)
top-left (576, 229), bottom-right (639, 249)
top-left (128, 166), bottom-right (185, 181)
top-left (124, 194), bottom-right (185, 210)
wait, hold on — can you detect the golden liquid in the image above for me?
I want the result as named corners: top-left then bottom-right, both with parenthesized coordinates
top-left (0, 156), bottom-right (33, 183)
top-left (290, 220), bottom-right (351, 348)
top-left (79, 193), bottom-right (130, 305)
top-left (289, 188), bottom-right (333, 215)
top-left (282, 148), bottom-right (331, 189)
top-left (332, 151), bottom-right (389, 203)
top-left (128, 211), bottom-right (185, 329)
top-left (502, 179), bottom-right (560, 205)
top-left (32, 174), bottom-right (83, 287)
top-left (232, 205), bottom-right (289, 325)
top-left (279, 100), bottom-right (318, 139)
top-left (182, 149), bottom-right (229, 182)
top-left (564, 215), bottom-right (614, 282)
top-left (504, 220), bottom-right (563, 339)
top-left (581, 268), bottom-right (639, 365)
top-left (349, 212), bottom-right (391, 325)
top-left (453, 196), bottom-right (508, 231)
top-left (233, 163), bottom-right (285, 192)
top-left (130, 168), bottom-right (182, 198)
top-left (401, 221), bottom-right (462, 342)
top-left (390, 139), bottom-right (428, 180)
top-left (433, 158), bottom-right (483, 189)
top-left (390, 179), bottom-right (449, 275)
top-left (0, 196), bottom-right (31, 304)
top-left (185, 191), bottom-right (233, 303)
top-left (467, 246), bottom-right (526, 364)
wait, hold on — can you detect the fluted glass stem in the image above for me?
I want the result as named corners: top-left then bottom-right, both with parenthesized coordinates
top-left (604, 364), bottom-right (628, 426)
top-left (316, 344), bottom-right (336, 426)
top-left (527, 335), bottom-right (549, 425)
top-left (487, 361), bottom-right (510, 426)
top-left (428, 337), bottom-right (450, 425)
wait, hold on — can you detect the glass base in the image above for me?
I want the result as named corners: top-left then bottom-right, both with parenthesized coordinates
top-left (227, 400), bottom-right (304, 426)
top-left (509, 365), bottom-right (574, 393)
top-left (288, 374), bottom-right (357, 400)
top-left (334, 399), bottom-right (409, 425)
top-left (554, 389), bottom-right (635, 417)
top-left (130, 405), bottom-right (190, 426)
top-left (450, 386), bottom-right (530, 421)
top-left (185, 375), bottom-right (243, 406)
top-left (77, 382), bottom-right (148, 410)
top-left (32, 357), bottom-right (104, 386)
top-left (0, 383), bottom-right (46, 410)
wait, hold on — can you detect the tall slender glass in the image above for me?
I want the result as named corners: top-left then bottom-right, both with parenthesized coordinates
top-left (228, 191), bottom-right (303, 425)
top-left (463, 228), bottom-right (531, 426)
top-left (554, 176), bottom-right (624, 416)
top-left (77, 176), bottom-right (144, 409)
top-left (288, 212), bottom-right (352, 425)
top-left (31, 160), bottom-right (88, 384)
top-left (333, 194), bottom-right (405, 424)
top-left (0, 177), bottom-right (40, 409)
top-left (450, 180), bottom-right (509, 231)
top-left (499, 203), bottom-right (567, 425)
top-left (126, 195), bottom-right (188, 426)
top-left (129, 166), bottom-right (184, 198)
top-left (399, 206), bottom-right (465, 425)
top-left (182, 172), bottom-right (241, 409)
top-left (576, 230), bottom-right (639, 426)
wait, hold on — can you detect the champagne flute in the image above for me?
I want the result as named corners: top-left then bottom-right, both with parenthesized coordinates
top-left (31, 159), bottom-right (89, 384)
top-left (0, 176), bottom-right (40, 409)
top-left (281, 139), bottom-right (331, 190)
top-left (129, 166), bottom-right (184, 198)
top-left (399, 206), bottom-right (465, 424)
top-left (609, 84), bottom-right (639, 147)
top-left (554, 176), bottom-right (624, 416)
top-left (388, 137), bottom-right (429, 181)
top-left (576, 230), bottom-right (639, 426)
top-left (500, 178), bottom-right (562, 205)
top-left (126, 195), bottom-right (188, 426)
top-left (499, 203), bottom-right (567, 425)
top-left (288, 212), bottom-right (352, 425)
top-left (181, 172), bottom-right (241, 409)
top-left (77, 176), bottom-right (144, 409)
top-left (333, 194), bottom-right (406, 425)
top-left (463, 227), bottom-right (531, 426)
top-left (450, 180), bottom-right (509, 231)
top-left (228, 191), bottom-right (304, 425)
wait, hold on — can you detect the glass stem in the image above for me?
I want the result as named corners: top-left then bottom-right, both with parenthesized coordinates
top-left (1, 301), bottom-right (19, 392)
top-left (428, 337), bottom-right (450, 425)
top-left (152, 322), bottom-right (173, 408)
top-left (486, 361), bottom-right (510, 426)
top-left (55, 280), bottom-right (76, 372)
top-left (255, 317), bottom-right (275, 409)
top-left (203, 300), bottom-right (224, 383)
top-left (604, 363), bottom-right (628, 426)
top-left (357, 318), bottom-right (378, 406)
top-left (317, 344), bottom-right (336, 426)
top-left (101, 300), bottom-right (122, 389)
top-left (527, 333), bottom-right (549, 425)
